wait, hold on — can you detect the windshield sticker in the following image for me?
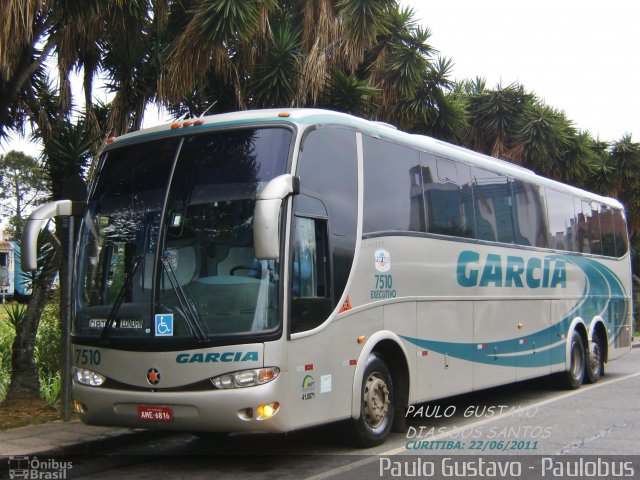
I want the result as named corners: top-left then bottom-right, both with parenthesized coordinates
top-left (155, 314), bottom-right (174, 336)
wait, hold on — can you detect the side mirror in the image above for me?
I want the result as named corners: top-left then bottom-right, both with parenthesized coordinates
top-left (253, 174), bottom-right (300, 260)
top-left (22, 200), bottom-right (86, 271)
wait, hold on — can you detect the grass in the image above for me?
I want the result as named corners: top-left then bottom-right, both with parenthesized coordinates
top-left (0, 300), bottom-right (63, 429)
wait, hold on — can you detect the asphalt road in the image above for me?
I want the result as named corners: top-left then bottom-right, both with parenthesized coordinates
top-left (37, 348), bottom-right (640, 479)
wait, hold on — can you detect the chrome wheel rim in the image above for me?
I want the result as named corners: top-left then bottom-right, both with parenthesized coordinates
top-left (570, 340), bottom-right (584, 379)
top-left (363, 372), bottom-right (389, 429)
top-left (589, 340), bottom-right (601, 376)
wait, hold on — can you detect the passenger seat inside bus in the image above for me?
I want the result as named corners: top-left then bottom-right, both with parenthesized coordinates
top-left (141, 242), bottom-right (199, 289)
top-left (216, 247), bottom-right (255, 276)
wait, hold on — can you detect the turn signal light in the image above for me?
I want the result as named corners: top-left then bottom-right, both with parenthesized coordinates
top-left (256, 402), bottom-right (280, 420)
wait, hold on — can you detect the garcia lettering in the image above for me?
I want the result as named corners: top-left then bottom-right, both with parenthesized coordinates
top-left (457, 251), bottom-right (566, 289)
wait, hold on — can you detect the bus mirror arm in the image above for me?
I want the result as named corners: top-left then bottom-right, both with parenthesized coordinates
top-left (253, 174), bottom-right (300, 260)
top-left (22, 200), bottom-right (87, 271)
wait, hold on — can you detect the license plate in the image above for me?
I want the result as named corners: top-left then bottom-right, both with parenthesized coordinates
top-left (137, 405), bottom-right (173, 422)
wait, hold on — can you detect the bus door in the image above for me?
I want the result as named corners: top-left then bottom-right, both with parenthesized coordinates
top-left (286, 126), bottom-right (359, 426)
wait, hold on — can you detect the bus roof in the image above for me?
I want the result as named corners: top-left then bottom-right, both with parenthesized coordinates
top-left (106, 108), bottom-right (623, 210)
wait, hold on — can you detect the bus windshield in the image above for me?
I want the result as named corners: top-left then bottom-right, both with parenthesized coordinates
top-left (75, 127), bottom-right (292, 344)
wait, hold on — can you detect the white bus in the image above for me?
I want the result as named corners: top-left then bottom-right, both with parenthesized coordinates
top-left (23, 109), bottom-right (633, 446)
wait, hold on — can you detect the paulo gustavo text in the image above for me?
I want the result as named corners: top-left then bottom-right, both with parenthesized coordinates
top-left (379, 457), bottom-right (635, 478)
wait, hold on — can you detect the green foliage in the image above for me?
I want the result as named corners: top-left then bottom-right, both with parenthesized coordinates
top-left (0, 314), bottom-right (16, 402)
top-left (0, 151), bottom-right (45, 238)
top-left (321, 69), bottom-right (379, 116)
top-left (35, 302), bottom-right (62, 385)
top-left (251, 25), bottom-right (302, 108)
top-left (4, 304), bottom-right (26, 329)
top-left (0, 302), bottom-right (62, 404)
top-left (40, 372), bottom-right (61, 407)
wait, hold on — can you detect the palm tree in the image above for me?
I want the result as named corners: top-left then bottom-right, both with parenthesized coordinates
top-left (558, 130), bottom-right (597, 187)
top-left (250, 25), bottom-right (302, 108)
top-left (158, 0), bottom-right (278, 108)
top-left (5, 73), bottom-right (95, 403)
top-left (507, 103), bottom-right (573, 176)
top-left (609, 133), bottom-right (640, 198)
top-left (320, 68), bottom-right (378, 116)
top-left (465, 83), bottom-right (534, 158)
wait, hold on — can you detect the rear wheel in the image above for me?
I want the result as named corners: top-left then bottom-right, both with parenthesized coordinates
top-left (563, 330), bottom-right (586, 389)
top-left (585, 331), bottom-right (604, 384)
top-left (349, 354), bottom-right (394, 447)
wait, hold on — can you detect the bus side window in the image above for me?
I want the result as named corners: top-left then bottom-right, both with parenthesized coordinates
top-left (290, 216), bottom-right (332, 334)
top-left (544, 188), bottom-right (576, 251)
top-left (421, 154), bottom-right (474, 238)
top-left (600, 205), bottom-right (617, 257)
top-left (511, 180), bottom-right (548, 248)
top-left (577, 199), bottom-right (602, 254)
top-left (471, 167), bottom-right (515, 243)
top-left (612, 208), bottom-right (629, 257)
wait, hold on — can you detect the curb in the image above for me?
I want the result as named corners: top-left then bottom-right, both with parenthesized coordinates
top-left (0, 421), bottom-right (171, 457)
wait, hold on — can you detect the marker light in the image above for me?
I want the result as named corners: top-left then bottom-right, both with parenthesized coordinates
top-left (72, 400), bottom-right (86, 414)
top-left (256, 402), bottom-right (280, 420)
top-left (170, 122), bottom-right (181, 129)
top-left (278, 112), bottom-right (290, 117)
top-left (72, 367), bottom-right (106, 387)
top-left (211, 367), bottom-right (280, 389)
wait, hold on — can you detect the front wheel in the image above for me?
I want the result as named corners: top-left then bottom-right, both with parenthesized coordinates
top-left (563, 330), bottom-right (586, 389)
top-left (349, 354), bottom-right (394, 448)
top-left (585, 331), bottom-right (604, 384)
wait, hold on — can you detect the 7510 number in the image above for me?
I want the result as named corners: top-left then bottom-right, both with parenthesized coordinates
top-left (375, 274), bottom-right (393, 289)
top-left (75, 348), bottom-right (101, 366)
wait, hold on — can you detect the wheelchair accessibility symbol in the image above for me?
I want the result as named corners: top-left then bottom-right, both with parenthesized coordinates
top-left (155, 314), bottom-right (174, 336)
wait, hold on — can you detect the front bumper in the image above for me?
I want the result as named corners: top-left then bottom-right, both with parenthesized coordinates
top-left (73, 373), bottom-right (290, 433)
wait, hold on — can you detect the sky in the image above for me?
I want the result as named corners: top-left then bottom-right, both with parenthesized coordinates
top-left (2, 0), bottom-right (639, 158)
top-left (404, 0), bottom-right (640, 141)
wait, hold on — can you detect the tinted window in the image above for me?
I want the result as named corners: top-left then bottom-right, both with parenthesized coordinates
top-left (613, 208), bottom-right (629, 257)
top-left (421, 153), bottom-right (475, 238)
top-left (290, 217), bottom-right (332, 333)
top-left (576, 199), bottom-right (602, 254)
top-left (599, 205), bottom-right (617, 256)
top-left (471, 167), bottom-right (515, 243)
top-left (544, 188), bottom-right (576, 251)
top-left (512, 180), bottom-right (548, 248)
top-left (296, 128), bottom-right (357, 329)
top-left (363, 136), bottom-right (423, 232)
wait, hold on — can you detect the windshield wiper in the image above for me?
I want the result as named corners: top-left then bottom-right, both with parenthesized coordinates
top-left (100, 255), bottom-right (143, 345)
top-left (160, 255), bottom-right (207, 342)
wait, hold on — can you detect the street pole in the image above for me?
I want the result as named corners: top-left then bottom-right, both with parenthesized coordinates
top-left (62, 216), bottom-right (73, 422)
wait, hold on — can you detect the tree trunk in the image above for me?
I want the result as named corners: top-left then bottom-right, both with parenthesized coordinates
top-left (5, 260), bottom-right (57, 402)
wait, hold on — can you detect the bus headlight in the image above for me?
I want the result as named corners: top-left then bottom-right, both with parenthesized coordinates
top-left (72, 366), bottom-right (106, 387)
top-left (212, 367), bottom-right (280, 389)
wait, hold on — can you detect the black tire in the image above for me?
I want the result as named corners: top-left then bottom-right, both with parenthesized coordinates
top-left (349, 354), bottom-right (394, 448)
top-left (563, 330), bottom-right (586, 389)
top-left (585, 331), bottom-right (604, 384)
